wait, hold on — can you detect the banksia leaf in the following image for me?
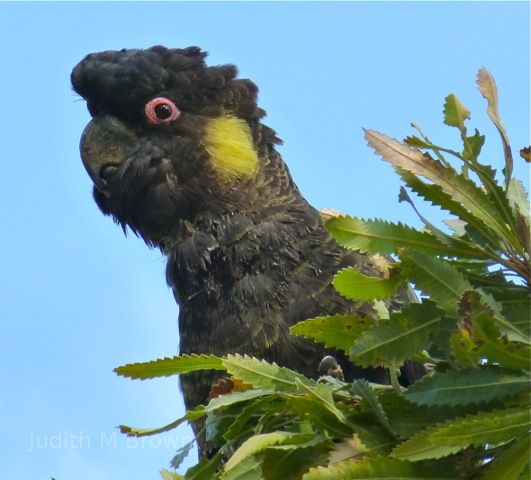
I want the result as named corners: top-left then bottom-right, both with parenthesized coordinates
top-left (379, 392), bottom-right (482, 440)
top-left (364, 129), bottom-right (513, 243)
top-left (463, 129), bottom-right (486, 161)
top-left (223, 397), bottom-right (274, 441)
top-left (450, 330), bottom-right (481, 368)
top-left (290, 314), bottom-right (371, 352)
top-left (391, 429), bottom-right (462, 461)
top-left (160, 469), bottom-right (185, 480)
top-left (184, 453), bottom-right (223, 480)
top-left (326, 216), bottom-right (477, 257)
top-left (262, 442), bottom-right (331, 480)
top-left (120, 389), bottom-right (273, 438)
top-left (350, 379), bottom-right (396, 436)
top-left (458, 291), bottom-right (531, 369)
top-left (350, 302), bottom-right (442, 367)
top-left (114, 354), bottom-right (225, 380)
top-left (395, 168), bottom-right (495, 252)
top-left (303, 456), bottom-right (456, 479)
top-left (507, 179), bottom-right (531, 255)
top-left (392, 407), bottom-right (529, 462)
top-left (400, 251), bottom-right (472, 315)
top-left (221, 455), bottom-right (262, 480)
top-left (507, 179), bottom-right (530, 217)
top-left (404, 135), bottom-right (435, 149)
top-left (429, 407), bottom-right (530, 448)
top-left (222, 354), bottom-right (318, 393)
top-left (404, 369), bottom-right (530, 407)
top-left (170, 440), bottom-right (195, 469)
top-left (333, 267), bottom-right (402, 300)
top-left (223, 432), bottom-right (309, 473)
top-left (477, 68), bottom-right (513, 183)
top-left (443, 93), bottom-right (471, 131)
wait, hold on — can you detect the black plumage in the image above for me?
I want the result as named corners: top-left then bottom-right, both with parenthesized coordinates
top-left (72, 46), bottom-right (423, 454)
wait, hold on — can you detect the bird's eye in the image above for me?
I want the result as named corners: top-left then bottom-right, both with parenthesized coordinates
top-left (145, 97), bottom-right (180, 125)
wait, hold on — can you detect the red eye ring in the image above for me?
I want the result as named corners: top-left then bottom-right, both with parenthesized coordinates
top-left (145, 97), bottom-right (180, 125)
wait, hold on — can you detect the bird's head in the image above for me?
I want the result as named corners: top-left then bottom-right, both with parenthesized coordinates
top-left (72, 46), bottom-right (283, 245)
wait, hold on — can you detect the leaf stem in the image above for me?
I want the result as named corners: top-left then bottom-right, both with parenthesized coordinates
top-left (411, 122), bottom-right (452, 167)
top-left (388, 367), bottom-right (402, 395)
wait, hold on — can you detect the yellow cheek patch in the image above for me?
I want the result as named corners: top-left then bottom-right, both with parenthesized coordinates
top-left (202, 116), bottom-right (259, 181)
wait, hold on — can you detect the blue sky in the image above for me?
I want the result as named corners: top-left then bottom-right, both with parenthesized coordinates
top-left (1, 2), bottom-right (529, 478)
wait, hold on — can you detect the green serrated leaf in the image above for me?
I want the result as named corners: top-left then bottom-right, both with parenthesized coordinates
top-left (294, 378), bottom-right (346, 423)
top-left (393, 407), bottom-right (529, 462)
top-left (507, 178), bottom-right (531, 255)
top-left (516, 214), bottom-right (531, 258)
top-left (185, 452), bottom-right (223, 480)
top-left (220, 455), bottom-right (262, 480)
top-left (364, 129), bottom-right (514, 244)
top-left (450, 330), bottom-right (481, 368)
top-left (430, 406), bottom-right (530, 448)
top-left (295, 379), bottom-right (347, 423)
top-left (161, 469), bottom-right (185, 480)
top-left (498, 294), bottom-right (531, 336)
top-left (398, 185), bottom-right (457, 245)
top-left (170, 440), bottom-right (195, 470)
top-left (507, 179), bottom-right (530, 217)
top-left (373, 300), bottom-right (390, 320)
top-left (350, 302), bottom-right (443, 367)
top-left (206, 393), bottom-right (280, 445)
top-left (480, 436), bottom-right (531, 480)
top-left (404, 369), bottom-right (530, 407)
top-left (391, 429), bottom-right (462, 461)
top-left (290, 314), bottom-right (372, 352)
top-left (518, 467), bottom-right (531, 480)
top-left (120, 389), bottom-right (271, 438)
top-left (400, 253), bottom-right (528, 343)
top-left (205, 399), bottom-right (266, 445)
top-left (476, 292), bottom-right (528, 344)
top-left (209, 388), bottom-right (274, 410)
top-left (303, 456), bottom-right (456, 479)
top-left (443, 94), bottom-right (471, 130)
top-left (404, 135), bottom-right (435, 149)
top-left (263, 442), bottom-right (330, 480)
top-left (477, 68), bottom-right (513, 184)
top-left (223, 396), bottom-right (273, 441)
top-left (463, 129), bottom-right (485, 161)
top-left (222, 354), bottom-right (318, 393)
top-left (350, 379), bottom-right (396, 437)
top-left (326, 435), bottom-right (364, 464)
top-left (284, 396), bottom-right (354, 438)
top-left (326, 215), bottom-right (480, 258)
top-left (482, 283), bottom-right (531, 332)
top-left (459, 291), bottom-right (531, 369)
top-left (400, 251), bottom-right (472, 315)
top-left (224, 432), bottom-right (306, 473)
top-left (379, 391), bottom-right (487, 440)
top-left (476, 321), bottom-right (531, 369)
top-left (395, 168), bottom-right (495, 252)
top-left (114, 354), bottom-right (225, 380)
top-left (333, 267), bottom-right (402, 300)
top-left (462, 160), bottom-right (521, 251)
top-left (443, 220), bottom-right (467, 237)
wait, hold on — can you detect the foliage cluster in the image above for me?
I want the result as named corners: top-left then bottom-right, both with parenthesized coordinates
top-left (116, 69), bottom-right (530, 479)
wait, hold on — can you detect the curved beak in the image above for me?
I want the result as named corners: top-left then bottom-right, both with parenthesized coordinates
top-left (80, 116), bottom-right (137, 192)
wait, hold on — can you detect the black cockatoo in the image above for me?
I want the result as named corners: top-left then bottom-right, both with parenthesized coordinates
top-left (72, 46), bottom-right (423, 452)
